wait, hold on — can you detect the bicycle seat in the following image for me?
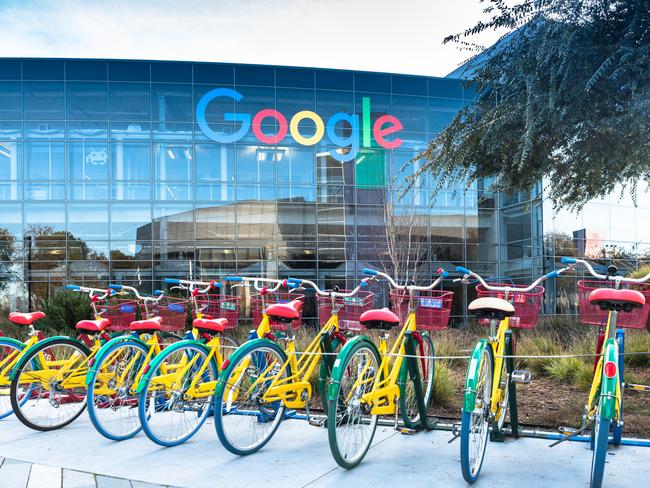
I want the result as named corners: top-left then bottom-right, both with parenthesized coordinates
top-left (359, 308), bottom-right (400, 330)
top-left (193, 317), bottom-right (228, 333)
top-left (76, 318), bottom-right (110, 333)
top-left (266, 300), bottom-right (302, 324)
top-left (468, 297), bottom-right (515, 321)
top-left (8, 311), bottom-right (45, 325)
top-left (129, 316), bottom-right (163, 333)
top-left (589, 288), bottom-right (645, 312)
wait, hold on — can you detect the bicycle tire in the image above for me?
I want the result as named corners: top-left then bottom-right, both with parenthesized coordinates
top-left (0, 338), bottom-right (27, 420)
top-left (399, 332), bottom-right (434, 429)
top-left (10, 337), bottom-right (90, 431)
top-left (590, 410), bottom-right (610, 488)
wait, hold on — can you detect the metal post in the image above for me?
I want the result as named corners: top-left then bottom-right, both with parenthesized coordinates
top-left (505, 330), bottom-right (520, 438)
top-left (613, 328), bottom-right (625, 445)
top-left (404, 331), bottom-right (436, 430)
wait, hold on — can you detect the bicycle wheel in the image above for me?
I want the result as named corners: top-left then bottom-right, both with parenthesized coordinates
top-left (0, 338), bottom-right (27, 420)
top-left (139, 342), bottom-right (218, 446)
top-left (214, 340), bottom-right (289, 455)
top-left (10, 338), bottom-right (90, 431)
top-left (494, 354), bottom-right (509, 432)
top-left (399, 332), bottom-right (434, 428)
top-left (87, 339), bottom-right (149, 441)
top-left (460, 345), bottom-right (493, 483)
top-left (327, 339), bottom-right (380, 469)
top-left (590, 405), bottom-right (610, 488)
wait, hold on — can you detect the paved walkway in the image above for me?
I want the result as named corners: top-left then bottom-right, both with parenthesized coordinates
top-left (0, 412), bottom-right (647, 487)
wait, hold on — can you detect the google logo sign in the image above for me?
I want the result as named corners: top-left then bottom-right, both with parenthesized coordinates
top-left (196, 88), bottom-right (403, 163)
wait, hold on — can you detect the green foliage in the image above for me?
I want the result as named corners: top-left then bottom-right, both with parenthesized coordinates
top-left (544, 356), bottom-right (593, 390)
top-left (413, 0), bottom-right (650, 209)
top-left (38, 291), bottom-right (92, 334)
top-left (432, 360), bottom-right (454, 406)
top-left (0, 228), bottom-right (17, 294)
top-left (624, 331), bottom-right (650, 368)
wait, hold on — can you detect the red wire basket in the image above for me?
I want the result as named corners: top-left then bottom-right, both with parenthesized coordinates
top-left (193, 294), bottom-right (240, 329)
top-left (97, 298), bottom-right (138, 332)
top-left (577, 280), bottom-right (650, 329)
top-left (390, 289), bottom-right (454, 331)
top-left (317, 291), bottom-right (375, 332)
top-left (251, 292), bottom-right (304, 331)
top-left (476, 283), bottom-right (544, 329)
top-left (139, 296), bottom-right (189, 332)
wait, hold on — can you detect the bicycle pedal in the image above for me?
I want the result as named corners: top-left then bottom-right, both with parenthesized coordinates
top-left (399, 427), bottom-right (416, 435)
top-left (559, 426), bottom-right (577, 436)
top-left (511, 370), bottom-right (532, 384)
top-left (308, 418), bottom-right (326, 428)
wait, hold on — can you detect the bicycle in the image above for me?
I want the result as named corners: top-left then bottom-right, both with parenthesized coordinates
top-left (455, 264), bottom-right (570, 483)
top-left (213, 275), bottom-right (373, 456)
top-left (9, 285), bottom-right (119, 431)
top-left (326, 268), bottom-right (452, 469)
top-left (85, 283), bottom-right (188, 441)
top-left (555, 257), bottom-right (650, 488)
top-left (134, 277), bottom-right (241, 446)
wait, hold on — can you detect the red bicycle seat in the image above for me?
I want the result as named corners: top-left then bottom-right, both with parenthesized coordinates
top-left (589, 288), bottom-right (645, 312)
top-left (75, 318), bottom-right (110, 333)
top-left (193, 317), bottom-right (228, 333)
top-left (359, 308), bottom-right (400, 330)
top-left (266, 300), bottom-right (302, 321)
top-left (8, 311), bottom-right (45, 325)
top-left (129, 316), bottom-right (163, 333)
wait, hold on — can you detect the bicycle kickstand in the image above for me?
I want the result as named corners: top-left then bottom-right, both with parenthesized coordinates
top-left (549, 426), bottom-right (588, 447)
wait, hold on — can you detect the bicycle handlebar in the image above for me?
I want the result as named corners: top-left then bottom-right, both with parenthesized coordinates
top-left (162, 278), bottom-right (219, 294)
top-left (362, 267), bottom-right (448, 292)
top-left (65, 284), bottom-right (113, 299)
top-left (560, 257), bottom-right (650, 284)
top-left (455, 266), bottom-right (570, 292)
top-left (108, 284), bottom-right (164, 302)
top-left (224, 276), bottom-right (287, 293)
top-left (289, 277), bottom-right (370, 298)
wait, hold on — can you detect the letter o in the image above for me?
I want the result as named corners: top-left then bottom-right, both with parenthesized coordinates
top-left (290, 111), bottom-right (325, 146)
top-left (252, 109), bottom-right (288, 144)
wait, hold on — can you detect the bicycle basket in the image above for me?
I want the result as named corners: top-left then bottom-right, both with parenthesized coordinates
top-left (476, 283), bottom-right (544, 329)
top-left (577, 280), bottom-right (650, 329)
top-left (194, 294), bottom-right (240, 329)
top-left (389, 289), bottom-right (453, 331)
top-left (139, 296), bottom-right (188, 332)
top-left (251, 292), bottom-right (304, 331)
top-left (317, 291), bottom-right (374, 332)
top-left (98, 298), bottom-right (138, 332)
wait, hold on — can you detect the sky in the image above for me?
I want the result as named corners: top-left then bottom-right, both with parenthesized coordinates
top-left (0, 0), bottom-right (506, 77)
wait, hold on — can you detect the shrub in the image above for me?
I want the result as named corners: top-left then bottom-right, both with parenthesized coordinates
top-left (518, 333), bottom-right (561, 374)
top-left (432, 360), bottom-right (454, 407)
top-left (544, 356), bottom-right (593, 390)
top-left (38, 291), bottom-right (92, 334)
top-left (623, 330), bottom-right (650, 368)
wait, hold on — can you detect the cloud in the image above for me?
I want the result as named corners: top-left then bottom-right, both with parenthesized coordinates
top-left (0, 0), bottom-right (504, 77)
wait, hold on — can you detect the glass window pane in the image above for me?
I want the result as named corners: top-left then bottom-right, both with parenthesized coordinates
top-left (0, 60), bottom-right (21, 80)
top-left (154, 143), bottom-right (192, 181)
top-left (193, 63), bottom-right (234, 84)
top-left (68, 142), bottom-right (109, 180)
top-left (111, 203), bottom-right (151, 239)
top-left (195, 143), bottom-right (234, 182)
top-left (23, 60), bottom-right (63, 80)
top-left (67, 82), bottom-right (108, 120)
top-left (25, 203), bottom-right (65, 234)
top-left (110, 121), bottom-right (151, 141)
top-left (428, 78), bottom-right (463, 99)
top-left (69, 203), bottom-right (108, 239)
top-left (235, 65), bottom-right (274, 86)
top-left (151, 62), bottom-right (192, 82)
top-left (25, 142), bottom-right (65, 180)
top-left (392, 95), bottom-right (427, 133)
top-left (24, 81), bottom-right (64, 120)
top-left (25, 182), bottom-right (65, 200)
top-left (429, 98), bottom-right (465, 133)
top-left (0, 203), bottom-right (22, 237)
top-left (0, 121), bottom-right (21, 140)
top-left (0, 81), bottom-right (21, 120)
top-left (0, 142), bottom-right (21, 180)
top-left (392, 75), bottom-right (427, 96)
top-left (111, 142), bottom-right (151, 180)
top-left (152, 204), bottom-right (193, 240)
top-left (24, 121), bottom-right (65, 140)
top-left (276, 67), bottom-right (314, 88)
top-left (69, 181), bottom-right (109, 200)
top-left (67, 121), bottom-right (108, 140)
top-left (109, 62), bottom-right (150, 82)
top-left (112, 182), bottom-right (151, 200)
top-left (236, 143), bottom-right (275, 183)
top-left (109, 82), bottom-right (151, 121)
top-left (315, 70), bottom-right (353, 90)
top-left (152, 84), bottom-right (192, 122)
top-left (355, 72), bottom-right (390, 93)
top-left (278, 147), bottom-right (314, 185)
top-left (66, 60), bottom-right (108, 81)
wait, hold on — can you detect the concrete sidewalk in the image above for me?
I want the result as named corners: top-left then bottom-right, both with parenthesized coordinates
top-left (0, 412), bottom-right (646, 488)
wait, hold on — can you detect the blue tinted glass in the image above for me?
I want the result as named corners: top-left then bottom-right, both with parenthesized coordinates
top-left (237, 184), bottom-right (276, 201)
top-left (235, 86), bottom-right (275, 119)
top-left (154, 143), bottom-right (192, 181)
top-left (0, 182), bottom-right (20, 201)
top-left (392, 75), bottom-right (427, 96)
top-left (69, 203), bottom-right (108, 239)
top-left (428, 78), bottom-right (463, 99)
top-left (0, 142), bottom-right (20, 180)
top-left (0, 121), bottom-right (21, 140)
top-left (110, 122), bottom-right (151, 141)
top-left (277, 185), bottom-right (316, 202)
top-left (111, 142), bottom-right (151, 180)
top-left (67, 121), bottom-right (108, 139)
top-left (0, 60), bottom-right (21, 80)
top-left (69, 182), bottom-right (110, 200)
top-left (354, 72), bottom-right (390, 93)
top-left (0, 81), bottom-right (21, 120)
top-left (315, 70), bottom-right (353, 90)
top-left (25, 141), bottom-right (65, 179)
top-left (152, 84), bottom-right (192, 122)
top-left (111, 182), bottom-right (151, 200)
top-left (195, 183), bottom-right (234, 201)
top-left (24, 182), bottom-right (65, 200)
top-left (195, 143), bottom-right (234, 182)
top-left (23, 60), bottom-right (63, 80)
top-left (315, 90), bottom-right (354, 119)
top-left (429, 98), bottom-right (465, 133)
top-left (392, 95), bottom-right (427, 132)
top-left (151, 62), bottom-right (192, 82)
top-left (276, 88), bottom-right (315, 116)
top-left (152, 123), bottom-right (192, 141)
top-left (154, 183), bottom-right (192, 201)
top-left (68, 142), bottom-right (109, 180)
top-left (67, 82), bottom-right (108, 120)
top-left (66, 60), bottom-right (107, 81)
top-left (111, 203), bottom-right (152, 239)
top-left (25, 203), bottom-right (65, 232)
top-left (0, 203), bottom-right (22, 236)
top-left (24, 121), bottom-right (65, 139)
top-left (24, 81), bottom-right (64, 120)
top-left (278, 147), bottom-right (314, 185)
top-left (110, 82), bottom-right (151, 121)
top-left (236, 144), bottom-right (275, 182)
top-left (193, 63), bottom-right (234, 84)
top-left (235, 65), bottom-right (274, 86)
top-left (194, 84), bottom-right (236, 126)
top-left (109, 62), bottom-right (150, 82)
top-left (276, 67), bottom-right (314, 88)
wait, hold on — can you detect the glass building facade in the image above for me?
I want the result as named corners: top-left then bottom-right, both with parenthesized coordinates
top-left (0, 58), bottom-right (545, 321)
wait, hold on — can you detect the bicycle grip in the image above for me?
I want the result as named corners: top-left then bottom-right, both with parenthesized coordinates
top-left (108, 284), bottom-right (122, 290)
top-left (362, 268), bottom-right (378, 276)
top-left (225, 276), bottom-right (243, 282)
top-left (455, 266), bottom-right (472, 275)
top-left (65, 284), bottom-right (80, 290)
top-left (560, 257), bottom-right (577, 264)
top-left (287, 278), bottom-right (302, 285)
top-left (153, 289), bottom-right (165, 296)
top-left (164, 278), bottom-right (181, 285)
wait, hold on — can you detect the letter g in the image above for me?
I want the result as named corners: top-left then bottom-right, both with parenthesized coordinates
top-left (196, 88), bottom-right (251, 144)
